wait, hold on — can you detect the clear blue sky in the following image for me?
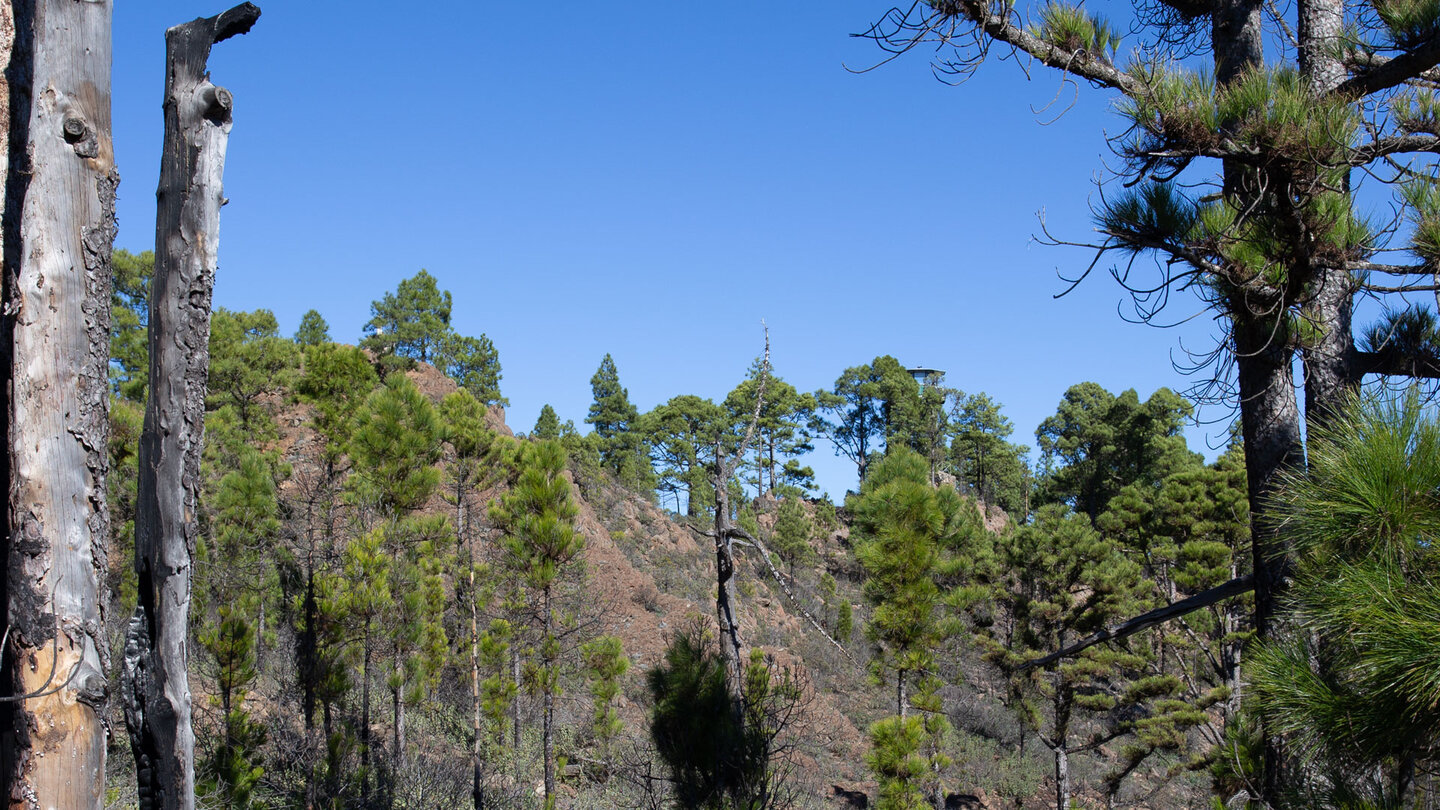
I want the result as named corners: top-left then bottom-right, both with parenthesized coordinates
top-left (112, 1), bottom-right (1232, 498)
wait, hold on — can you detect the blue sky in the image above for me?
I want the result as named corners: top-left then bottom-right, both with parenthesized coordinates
top-left (111, 1), bottom-right (1233, 498)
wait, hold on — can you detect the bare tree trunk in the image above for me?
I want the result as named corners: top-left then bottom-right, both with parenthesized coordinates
top-left (1053, 689), bottom-right (1073, 810)
top-left (1054, 746), bottom-right (1069, 810)
top-left (712, 452), bottom-right (746, 720)
top-left (0, 2), bottom-right (116, 808)
top-left (122, 7), bottom-right (258, 810)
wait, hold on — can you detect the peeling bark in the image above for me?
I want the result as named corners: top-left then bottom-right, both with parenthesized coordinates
top-left (122, 6), bottom-right (259, 810)
top-left (0, 2), bottom-right (115, 808)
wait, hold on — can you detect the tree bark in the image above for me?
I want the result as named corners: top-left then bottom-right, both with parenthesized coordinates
top-left (122, 7), bottom-right (259, 810)
top-left (0, 2), bottom-right (116, 808)
top-left (1231, 313), bottom-right (1303, 804)
top-left (712, 451), bottom-right (746, 723)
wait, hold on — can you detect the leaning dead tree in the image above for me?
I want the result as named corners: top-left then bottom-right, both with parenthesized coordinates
top-left (123, 6), bottom-right (259, 809)
top-left (708, 334), bottom-right (772, 716)
top-left (0, 1), bottom-right (118, 808)
top-left (694, 331), bottom-right (854, 720)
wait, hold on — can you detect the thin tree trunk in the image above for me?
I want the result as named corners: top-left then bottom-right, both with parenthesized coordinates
top-left (511, 646), bottom-right (521, 752)
top-left (1053, 688), bottom-right (1073, 810)
top-left (542, 587), bottom-right (556, 804)
top-left (468, 498), bottom-right (484, 810)
top-left (1054, 746), bottom-right (1069, 810)
top-left (0, 2), bottom-right (116, 807)
top-left (123, 8), bottom-right (259, 810)
top-left (361, 619), bottom-right (372, 810)
top-left (393, 648), bottom-right (405, 771)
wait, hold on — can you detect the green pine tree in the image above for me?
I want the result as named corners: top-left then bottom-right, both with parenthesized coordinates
top-left (640, 394), bottom-right (726, 517)
top-left (490, 440), bottom-right (586, 807)
top-left (532, 404), bottom-right (561, 440)
top-left (581, 635), bottom-right (630, 776)
top-left (723, 363), bottom-right (817, 497)
top-left (437, 331), bottom-right (505, 406)
top-left (980, 505), bottom-right (1185, 810)
top-left (110, 248), bottom-right (152, 402)
top-left (208, 308), bottom-right (301, 437)
top-left (361, 269), bottom-right (453, 368)
top-left (585, 354), bottom-right (651, 489)
top-left (769, 497), bottom-right (816, 577)
top-left (347, 372), bottom-right (449, 777)
top-left (1036, 382), bottom-right (1199, 524)
top-left (949, 391), bottom-right (1031, 516)
top-left (1250, 392), bottom-right (1440, 807)
top-left (852, 449), bottom-right (973, 806)
top-left (294, 309), bottom-right (331, 346)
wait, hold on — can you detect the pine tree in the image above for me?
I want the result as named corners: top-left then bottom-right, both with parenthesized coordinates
top-left (950, 391), bottom-right (1031, 515)
top-left (361, 269), bottom-right (453, 367)
top-left (852, 449), bottom-right (973, 806)
top-left (347, 372), bottom-right (449, 779)
top-left (111, 248), bottom-right (153, 401)
top-left (648, 620), bottom-right (807, 809)
top-left (586, 354), bottom-right (649, 486)
top-left (980, 505), bottom-right (1188, 809)
top-left (1250, 393), bottom-right (1440, 806)
top-left (349, 372), bottom-right (443, 520)
top-left (490, 440), bottom-right (586, 807)
top-left (297, 343), bottom-right (379, 468)
top-left (640, 394), bottom-right (727, 516)
top-left (440, 388), bottom-right (506, 808)
top-left (319, 528), bottom-right (391, 808)
top-left (196, 609), bottom-right (266, 810)
top-left (196, 446), bottom-right (281, 810)
top-left (290, 341), bottom-right (378, 795)
top-left (852, 450), bottom-right (955, 717)
top-left (208, 308), bottom-right (302, 436)
top-left (581, 635), bottom-right (630, 776)
top-left (813, 359), bottom-right (890, 483)
top-left (437, 331), bottom-right (505, 406)
top-left (723, 363), bottom-right (817, 497)
top-left (293, 309), bottom-right (331, 347)
top-left (1036, 383), bottom-right (1198, 524)
top-left (532, 404), bottom-right (561, 440)
top-left (769, 497), bottom-right (816, 577)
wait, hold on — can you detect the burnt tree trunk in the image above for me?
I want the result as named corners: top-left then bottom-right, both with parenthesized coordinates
top-left (122, 6), bottom-right (259, 810)
top-left (0, 2), bottom-right (117, 808)
top-left (711, 450), bottom-right (746, 721)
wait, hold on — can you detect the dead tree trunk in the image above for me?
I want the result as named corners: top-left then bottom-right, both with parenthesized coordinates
top-left (0, 2), bottom-right (117, 808)
top-left (711, 450), bottom-right (746, 715)
top-left (708, 332), bottom-right (770, 725)
top-left (122, 6), bottom-right (259, 810)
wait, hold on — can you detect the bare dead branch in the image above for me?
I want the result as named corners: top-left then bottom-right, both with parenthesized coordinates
top-left (1017, 575), bottom-right (1255, 671)
top-left (730, 526), bottom-right (857, 664)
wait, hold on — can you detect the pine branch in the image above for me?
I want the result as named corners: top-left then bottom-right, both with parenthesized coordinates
top-left (1334, 38), bottom-right (1440, 99)
top-left (936, 0), bottom-right (1143, 94)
